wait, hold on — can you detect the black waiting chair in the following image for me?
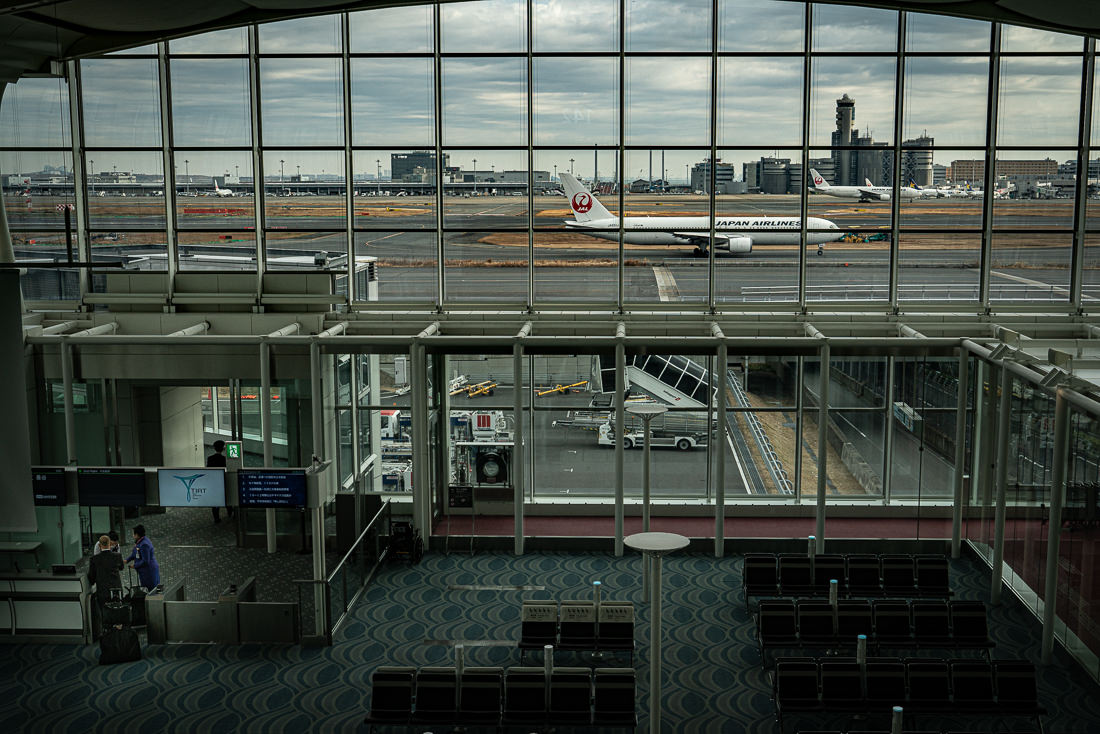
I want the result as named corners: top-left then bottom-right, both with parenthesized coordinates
top-left (779, 554), bottom-right (815, 596)
top-left (992, 659), bottom-right (1047, 726)
top-left (949, 600), bottom-right (994, 654)
top-left (458, 666), bottom-right (503, 725)
top-left (797, 600), bottom-right (838, 647)
top-left (519, 601), bottom-right (558, 663)
top-left (872, 600), bottom-right (914, 648)
top-left (880, 555), bottom-right (917, 596)
top-left (744, 554), bottom-right (780, 601)
top-left (914, 555), bottom-right (951, 597)
top-left (592, 667), bottom-right (637, 728)
top-left (905, 658), bottom-right (951, 712)
top-left (846, 555), bottom-right (883, 597)
top-left (836, 600), bottom-right (874, 643)
top-left (773, 657), bottom-right (820, 732)
top-left (812, 554), bottom-right (847, 597)
top-left (364, 666), bottom-right (415, 731)
top-left (911, 600), bottom-right (953, 649)
top-left (820, 658), bottom-right (864, 712)
top-left (411, 666), bottom-right (458, 724)
top-left (503, 666), bottom-right (548, 725)
top-left (596, 601), bottom-right (636, 663)
top-left (949, 658), bottom-right (995, 710)
top-left (558, 600), bottom-right (598, 652)
top-left (549, 667), bottom-right (592, 725)
top-left (864, 657), bottom-right (907, 713)
top-left (758, 599), bottom-right (799, 667)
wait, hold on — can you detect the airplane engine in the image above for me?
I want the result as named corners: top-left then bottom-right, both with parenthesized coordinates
top-left (720, 236), bottom-right (753, 254)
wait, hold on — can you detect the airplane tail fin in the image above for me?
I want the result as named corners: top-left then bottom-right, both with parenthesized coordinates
top-left (809, 169), bottom-right (829, 189)
top-left (559, 172), bottom-right (613, 223)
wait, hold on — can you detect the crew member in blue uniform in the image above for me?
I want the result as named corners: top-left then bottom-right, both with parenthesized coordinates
top-left (125, 524), bottom-right (160, 591)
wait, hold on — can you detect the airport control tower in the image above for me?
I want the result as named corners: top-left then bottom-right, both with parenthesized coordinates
top-left (832, 94), bottom-right (855, 185)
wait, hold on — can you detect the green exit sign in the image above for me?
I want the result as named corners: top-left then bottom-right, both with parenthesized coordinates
top-left (226, 442), bottom-right (242, 459)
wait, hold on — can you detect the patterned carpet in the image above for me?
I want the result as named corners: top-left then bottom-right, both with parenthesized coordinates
top-left (2, 549), bottom-right (1099, 733)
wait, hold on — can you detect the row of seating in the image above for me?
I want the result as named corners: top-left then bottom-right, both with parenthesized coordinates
top-left (744, 553), bottom-right (952, 604)
top-left (364, 665), bottom-right (637, 732)
top-left (773, 657), bottom-right (1045, 734)
top-left (519, 600), bottom-right (635, 663)
top-left (756, 599), bottom-right (993, 667)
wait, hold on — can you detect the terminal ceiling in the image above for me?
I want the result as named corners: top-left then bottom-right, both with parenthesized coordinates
top-left (0, 1), bottom-right (1097, 86)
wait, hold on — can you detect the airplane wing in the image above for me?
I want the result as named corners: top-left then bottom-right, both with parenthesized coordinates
top-left (672, 232), bottom-right (752, 253)
top-left (857, 188), bottom-right (888, 201)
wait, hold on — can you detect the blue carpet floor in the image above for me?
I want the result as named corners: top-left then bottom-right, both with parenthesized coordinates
top-left (1, 550), bottom-right (1099, 733)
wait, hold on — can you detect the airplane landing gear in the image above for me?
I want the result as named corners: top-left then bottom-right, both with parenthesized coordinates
top-left (817, 247), bottom-right (824, 256)
top-left (692, 247), bottom-right (708, 257)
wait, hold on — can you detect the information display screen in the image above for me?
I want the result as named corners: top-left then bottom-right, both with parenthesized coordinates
top-left (237, 470), bottom-right (307, 508)
top-left (77, 468), bottom-right (147, 506)
top-left (32, 467), bottom-right (67, 506)
top-left (157, 468), bottom-right (226, 507)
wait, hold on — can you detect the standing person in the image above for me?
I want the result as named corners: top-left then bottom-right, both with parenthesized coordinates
top-left (124, 525), bottom-right (160, 592)
top-left (206, 440), bottom-right (235, 523)
top-left (93, 530), bottom-right (120, 555)
top-left (88, 534), bottom-right (123, 625)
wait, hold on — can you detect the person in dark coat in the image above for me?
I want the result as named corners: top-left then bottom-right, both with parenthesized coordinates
top-left (88, 535), bottom-right (123, 627)
top-left (124, 525), bottom-right (160, 591)
top-left (207, 440), bottom-right (235, 523)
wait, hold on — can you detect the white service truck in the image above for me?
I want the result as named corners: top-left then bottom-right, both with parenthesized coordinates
top-left (596, 413), bottom-right (710, 451)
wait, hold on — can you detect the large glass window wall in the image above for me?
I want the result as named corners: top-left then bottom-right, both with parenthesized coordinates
top-left (2, 2), bottom-right (1096, 308)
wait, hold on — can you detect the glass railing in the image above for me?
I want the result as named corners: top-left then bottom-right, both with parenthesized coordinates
top-left (295, 498), bottom-right (392, 645)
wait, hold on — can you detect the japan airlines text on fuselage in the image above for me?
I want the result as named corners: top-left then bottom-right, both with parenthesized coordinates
top-left (808, 168), bottom-right (920, 202)
top-left (559, 173), bottom-right (842, 255)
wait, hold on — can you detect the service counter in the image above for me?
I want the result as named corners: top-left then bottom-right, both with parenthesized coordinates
top-left (0, 571), bottom-right (90, 643)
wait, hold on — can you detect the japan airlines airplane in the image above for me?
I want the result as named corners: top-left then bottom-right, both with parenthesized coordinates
top-left (213, 182), bottom-right (234, 197)
top-left (809, 168), bottom-right (921, 202)
top-left (560, 173), bottom-right (842, 256)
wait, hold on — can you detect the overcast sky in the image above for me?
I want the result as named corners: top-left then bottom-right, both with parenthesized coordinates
top-left (0, 0), bottom-right (1091, 182)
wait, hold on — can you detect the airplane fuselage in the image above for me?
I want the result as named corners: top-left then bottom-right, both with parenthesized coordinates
top-left (566, 216), bottom-right (841, 246)
top-left (814, 186), bottom-right (920, 202)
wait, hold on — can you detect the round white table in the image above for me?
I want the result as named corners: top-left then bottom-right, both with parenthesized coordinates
top-left (624, 532), bottom-right (690, 734)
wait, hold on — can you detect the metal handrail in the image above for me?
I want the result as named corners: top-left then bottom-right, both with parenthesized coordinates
top-left (327, 498), bottom-right (390, 584)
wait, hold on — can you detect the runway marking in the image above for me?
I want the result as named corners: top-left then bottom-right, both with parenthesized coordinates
top-left (726, 427), bottom-right (753, 495)
top-left (364, 233), bottom-right (402, 245)
top-left (991, 269), bottom-right (1072, 298)
top-left (653, 266), bottom-right (680, 301)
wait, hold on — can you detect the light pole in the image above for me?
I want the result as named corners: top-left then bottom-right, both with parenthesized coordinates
top-left (376, 159), bottom-right (381, 195)
top-left (234, 164), bottom-right (239, 183)
top-left (296, 164), bottom-right (301, 182)
top-left (184, 159), bottom-right (190, 194)
top-left (472, 158), bottom-right (477, 194)
top-left (685, 164), bottom-right (689, 190)
top-left (553, 164), bottom-right (557, 182)
top-left (569, 158), bottom-right (575, 176)
top-left (280, 159), bottom-right (285, 184)
top-left (89, 159), bottom-right (94, 195)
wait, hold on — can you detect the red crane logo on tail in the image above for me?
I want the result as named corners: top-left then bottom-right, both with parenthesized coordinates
top-left (571, 192), bottom-right (593, 214)
top-left (813, 175), bottom-right (824, 186)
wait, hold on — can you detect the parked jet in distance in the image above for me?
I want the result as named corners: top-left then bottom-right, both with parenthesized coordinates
top-left (213, 182), bottom-right (233, 197)
top-left (560, 173), bottom-right (843, 256)
top-left (809, 169), bottom-right (921, 202)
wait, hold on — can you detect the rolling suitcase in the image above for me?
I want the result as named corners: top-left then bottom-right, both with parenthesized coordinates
top-left (125, 568), bottom-right (148, 626)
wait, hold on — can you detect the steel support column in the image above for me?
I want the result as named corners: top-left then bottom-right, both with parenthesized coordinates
top-left (513, 325), bottom-right (530, 554)
top-left (1041, 389), bottom-right (1070, 664)
top-left (260, 339), bottom-right (276, 553)
top-left (615, 323), bottom-right (626, 556)
top-left (883, 355), bottom-right (896, 504)
top-left (951, 349), bottom-right (970, 558)
top-left (61, 339), bottom-right (77, 465)
top-left (991, 362), bottom-right (1012, 604)
top-left (816, 341), bottom-right (830, 554)
top-left (715, 339), bottom-right (727, 557)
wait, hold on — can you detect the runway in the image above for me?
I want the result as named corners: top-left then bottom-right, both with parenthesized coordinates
top-left (10, 193), bottom-right (1096, 303)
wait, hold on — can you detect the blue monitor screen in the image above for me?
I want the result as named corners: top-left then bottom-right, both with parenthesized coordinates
top-left (32, 467), bottom-right (67, 506)
top-left (237, 470), bottom-right (307, 508)
top-left (77, 468), bottom-right (147, 506)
